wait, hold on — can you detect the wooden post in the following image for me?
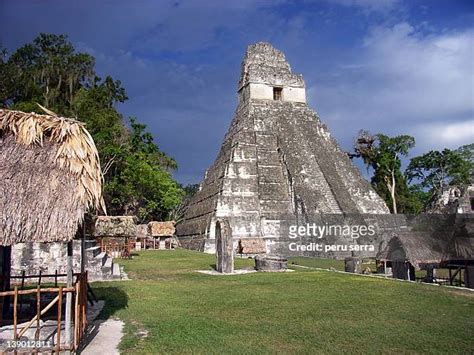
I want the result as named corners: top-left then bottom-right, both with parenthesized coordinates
top-left (57, 286), bottom-right (63, 353)
top-left (74, 281), bottom-right (80, 349)
top-left (35, 286), bottom-right (41, 340)
top-left (81, 222), bottom-right (86, 274)
top-left (21, 270), bottom-right (25, 289)
top-left (65, 240), bottom-right (73, 352)
top-left (83, 276), bottom-right (86, 334)
top-left (82, 276), bottom-right (85, 335)
top-left (1, 246), bottom-right (12, 320)
top-left (426, 266), bottom-right (434, 283)
top-left (13, 286), bottom-right (18, 341)
top-left (83, 272), bottom-right (87, 332)
top-left (55, 270), bottom-right (58, 288)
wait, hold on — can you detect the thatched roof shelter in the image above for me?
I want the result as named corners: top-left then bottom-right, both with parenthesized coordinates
top-left (377, 228), bottom-right (474, 270)
top-left (148, 221), bottom-right (175, 237)
top-left (0, 109), bottom-right (104, 246)
top-left (377, 232), bottom-right (447, 270)
top-left (94, 216), bottom-right (137, 237)
top-left (136, 224), bottom-right (149, 239)
top-left (446, 215), bottom-right (474, 262)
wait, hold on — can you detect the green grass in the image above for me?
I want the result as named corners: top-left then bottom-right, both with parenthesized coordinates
top-left (92, 249), bottom-right (474, 354)
top-left (288, 256), bottom-right (346, 270)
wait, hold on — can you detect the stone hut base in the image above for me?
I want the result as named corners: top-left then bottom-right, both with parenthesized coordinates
top-left (255, 256), bottom-right (288, 271)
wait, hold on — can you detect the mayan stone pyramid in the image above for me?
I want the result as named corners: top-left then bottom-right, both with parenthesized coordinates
top-left (176, 42), bottom-right (389, 253)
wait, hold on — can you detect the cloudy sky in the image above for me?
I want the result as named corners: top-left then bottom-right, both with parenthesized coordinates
top-left (1, 0), bottom-right (473, 184)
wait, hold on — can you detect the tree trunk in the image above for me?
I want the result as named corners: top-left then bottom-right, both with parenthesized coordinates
top-left (390, 170), bottom-right (397, 214)
top-left (385, 171), bottom-right (397, 214)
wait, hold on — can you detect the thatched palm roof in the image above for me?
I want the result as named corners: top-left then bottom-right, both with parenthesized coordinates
top-left (0, 109), bottom-right (105, 246)
top-left (446, 214), bottom-right (474, 261)
top-left (377, 227), bottom-right (473, 269)
top-left (136, 224), bottom-right (149, 239)
top-left (380, 232), bottom-right (447, 269)
top-left (148, 221), bottom-right (175, 237)
top-left (94, 216), bottom-right (137, 237)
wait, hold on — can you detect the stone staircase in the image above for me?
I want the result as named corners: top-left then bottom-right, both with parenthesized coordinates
top-left (11, 239), bottom-right (122, 282)
top-left (78, 240), bottom-right (122, 281)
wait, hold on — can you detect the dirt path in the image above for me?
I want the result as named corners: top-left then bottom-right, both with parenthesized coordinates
top-left (80, 318), bottom-right (124, 354)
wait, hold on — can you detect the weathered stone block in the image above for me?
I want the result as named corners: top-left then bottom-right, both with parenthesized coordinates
top-left (216, 219), bottom-right (234, 273)
top-left (255, 255), bottom-right (288, 271)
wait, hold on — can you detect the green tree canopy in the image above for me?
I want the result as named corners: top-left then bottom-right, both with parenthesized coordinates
top-left (406, 146), bottom-right (473, 208)
top-left (353, 130), bottom-right (418, 213)
top-left (1, 33), bottom-right (183, 222)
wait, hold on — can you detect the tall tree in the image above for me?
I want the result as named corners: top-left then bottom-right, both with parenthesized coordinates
top-left (406, 147), bottom-right (473, 207)
top-left (2, 33), bottom-right (183, 221)
top-left (456, 143), bottom-right (474, 166)
top-left (353, 130), bottom-right (416, 213)
top-left (0, 46), bottom-right (15, 106)
top-left (7, 33), bottom-right (94, 112)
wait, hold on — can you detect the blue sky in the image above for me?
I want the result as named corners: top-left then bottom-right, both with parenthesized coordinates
top-left (1, 0), bottom-right (473, 184)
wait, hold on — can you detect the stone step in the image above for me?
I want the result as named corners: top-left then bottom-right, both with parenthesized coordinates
top-left (102, 256), bottom-right (113, 271)
top-left (86, 245), bottom-right (101, 258)
top-left (100, 257), bottom-right (115, 280)
top-left (112, 263), bottom-right (121, 277)
top-left (85, 240), bottom-right (97, 249)
top-left (86, 245), bottom-right (101, 250)
top-left (95, 252), bottom-right (107, 266)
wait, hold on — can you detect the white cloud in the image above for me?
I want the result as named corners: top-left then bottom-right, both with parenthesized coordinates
top-left (322, 0), bottom-right (399, 12)
top-left (415, 120), bottom-right (474, 150)
top-left (312, 22), bottom-right (474, 155)
top-left (362, 23), bottom-right (473, 117)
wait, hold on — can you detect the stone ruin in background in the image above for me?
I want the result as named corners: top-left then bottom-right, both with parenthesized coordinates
top-left (176, 42), bottom-right (390, 259)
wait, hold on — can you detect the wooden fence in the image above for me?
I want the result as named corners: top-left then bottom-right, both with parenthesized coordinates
top-left (0, 272), bottom-right (88, 352)
top-left (5, 271), bottom-right (84, 289)
top-left (98, 237), bottom-right (133, 258)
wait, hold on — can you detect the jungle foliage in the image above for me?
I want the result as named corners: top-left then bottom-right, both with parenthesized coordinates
top-left (352, 131), bottom-right (472, 213)
top-left (0, 34), bottom-right (184, 222)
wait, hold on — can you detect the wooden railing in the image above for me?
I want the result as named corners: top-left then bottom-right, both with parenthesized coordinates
top-left (2, 271), bottom-right (84, 289)
top-left (0, 272), bottom-right (88, 352)
top-left (98, 237), bottom-right (133, 258)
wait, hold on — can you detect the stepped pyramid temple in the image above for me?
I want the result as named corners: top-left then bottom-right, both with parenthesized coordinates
top-left (176, 42), bottom-right (389, 254)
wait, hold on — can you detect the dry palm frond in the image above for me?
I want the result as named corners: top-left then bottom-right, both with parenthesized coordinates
top-left (0, 109), bottom-right (106, 245)
top-left (136, 224), bottom-right (149, 238)
top-left (148, 221), bottom-right (175, 237)
top-left (36, 103), bottom-right (58, 117)
top-left (94, 216), bottom-right (137, 237)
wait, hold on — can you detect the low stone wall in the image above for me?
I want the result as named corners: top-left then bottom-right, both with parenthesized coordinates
top-left (255, 256), bottom-right (288, 271)
top-left (12, 241), bottom-right (83, 275)
top-left (11, 239), bottom-right (116, 281)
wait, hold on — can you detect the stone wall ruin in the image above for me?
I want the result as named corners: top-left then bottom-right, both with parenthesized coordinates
top-left (176, 42), bottom-right (390, 257)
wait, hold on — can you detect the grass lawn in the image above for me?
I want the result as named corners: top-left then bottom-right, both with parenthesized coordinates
top-left (288, 256), bottom-right (346, 270)
top-left (92, 249), bottom-right (474, 354)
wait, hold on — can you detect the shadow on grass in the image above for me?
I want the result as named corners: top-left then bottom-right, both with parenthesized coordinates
top-left (209, 263), bottom-right (217, 270)
top-left (91, 286), bottom-right (129, 320)
top-left (76, 286), bottom-right (129, 353)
